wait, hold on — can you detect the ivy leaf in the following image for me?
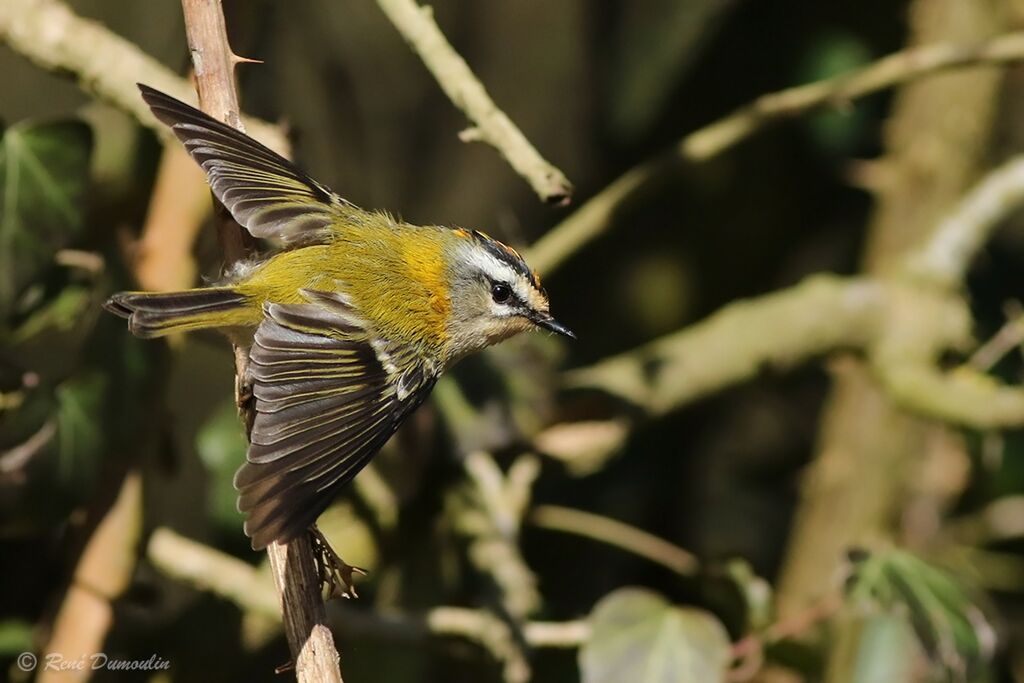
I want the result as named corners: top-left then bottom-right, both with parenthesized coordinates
top-left (0, 372), bottom-right (106, 533)
top-left (0, 120), bottom-right (93, 315)
top-left (0, 619), bottom-right (33, 656)
top-left (53, 372), bottom-right (106, 491)
top-left (580, 587), bottom-right (732, 683)
top-left (725, 558), bottom-right (774, 632)
top-left (845, 549), bottom-right (996, 681)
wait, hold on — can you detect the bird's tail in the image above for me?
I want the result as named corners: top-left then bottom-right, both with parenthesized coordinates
top-left (104, 287), bottom-right (252, 338)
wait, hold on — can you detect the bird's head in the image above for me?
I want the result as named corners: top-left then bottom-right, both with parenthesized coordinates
top-left (443, 228), bottom-right (573, 360)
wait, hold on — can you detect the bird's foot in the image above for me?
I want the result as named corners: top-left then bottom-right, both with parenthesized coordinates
top-left (308, 524), bottom-right (367, 599)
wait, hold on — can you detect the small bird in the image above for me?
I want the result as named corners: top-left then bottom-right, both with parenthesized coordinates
top-left (107, 85), bottom-right (573, 551)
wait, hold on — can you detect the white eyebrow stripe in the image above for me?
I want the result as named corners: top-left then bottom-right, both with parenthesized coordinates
top-left (464, 243), bottom-right (542, 309)
top-left (468, 249), bottom-right (518, 285)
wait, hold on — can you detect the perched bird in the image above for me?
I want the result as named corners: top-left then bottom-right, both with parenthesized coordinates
top-left (107, 85), bottom-right (573, 551)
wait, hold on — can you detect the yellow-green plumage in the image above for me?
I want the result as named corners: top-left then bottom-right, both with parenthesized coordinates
top-left (105, 85), bottom-right (571, 550)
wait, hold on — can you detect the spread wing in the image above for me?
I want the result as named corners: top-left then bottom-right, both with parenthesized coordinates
top-left (235, 291), bottom-right (438, 549)
top-left (139, 84), bottom-right (353, 246)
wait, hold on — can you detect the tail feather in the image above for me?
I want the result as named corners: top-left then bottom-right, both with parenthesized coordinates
top-left (104, 288), bottom-right (250, 338)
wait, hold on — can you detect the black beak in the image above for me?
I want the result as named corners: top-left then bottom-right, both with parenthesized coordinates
top-left (531, 312), bottom-right (576, 339)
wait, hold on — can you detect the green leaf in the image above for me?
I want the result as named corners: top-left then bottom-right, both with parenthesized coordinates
top-left (0, 619), bottom-right (33, 656)
top-left (725, 558), bottom-right (774, 632)
top-left (845, 549), bottom-right (996, 681)
top-left (196, 399), bottom-right (247, 531)
top-left (8, 285), bottom-right (91, 343)
top-left (795, 34), bottom-right (874, 156)
top-left (54, 372), bottom-right (106, 490)
top-left (826, 613), bottom-right (918, 683)
top-left (0, 372), bottom-right (107, 533)
top-left (581, 588), bottom-right (731, 683)
top-left (0, 119), bottom-right (93, 314)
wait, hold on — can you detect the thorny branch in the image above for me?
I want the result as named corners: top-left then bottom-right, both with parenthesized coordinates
top-left (178, 1), bottom-right (341, 681)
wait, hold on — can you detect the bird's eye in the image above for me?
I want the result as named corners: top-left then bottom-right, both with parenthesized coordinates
top-left (491, 283), bottom-right (512, 304)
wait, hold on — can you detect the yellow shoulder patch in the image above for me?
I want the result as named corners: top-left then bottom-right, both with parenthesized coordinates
top-left (399, 237), bottom-right (451, 340)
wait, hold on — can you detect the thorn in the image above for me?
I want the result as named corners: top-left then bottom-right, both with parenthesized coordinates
top-left (231, 52), bottom-right (264, 66)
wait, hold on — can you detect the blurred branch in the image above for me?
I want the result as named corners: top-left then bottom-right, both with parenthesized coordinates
top-left (776, 0), bottom-right (1007, 634)
top-left (529, 31), bottom-right (1024, 274)
top-left (967, 302), bottom-right (1024, 371)
top-left (177, 1), bottom-right (341, 681)
top-left (373, 0), bottom-right (572, 204)
top-left (529, 505), bottom-right (699, 577)
top-left (147, 528), bottom-right (587, 672)
top-left (455, 452), bottom-right (541, 620)
top-left (446, 451), bottom-right (541, 683)
top-left (567, 145), bottom-right (1024, 430)
top-left (944, 496), bottom-right (1024, 545)
top-left (873, 363), bottom-right (1024, 429)
top-left (40, 474), bottom-right (142, 683)
top-left (565, 275), bottom-right (883, 415)
top-left (352, 464), bottom-right (399, 531)
top-left (680, 32), bottom-right (1024, 162)
top-left (533, 419), bottom-right (631, 475)
top-left (907, 155), bottom-right (1024, 288)
top-left (0, 419), bottom-right (54, 482)
top-left (132, 145), bottom-right (207, 294)
top-left (0, 0), bottom-right (288, 155)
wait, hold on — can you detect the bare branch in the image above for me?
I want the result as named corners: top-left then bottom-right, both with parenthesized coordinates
top-left (874, 363), bottom-right (1024, 429)
top-left (679, 32), bottom-right (1024, 162)
top-left (0, 0), bottom-right (288, 155)
top-left (907, 155), bottom-right (1024, 288)
top-left (445, 452), bottom-right (540, 683)
top-left (456, 452), bottom-right (541, 620)
top-left (529, 505), bottom-right (699, 577)
top-left (529, 31), bottom-right (1024, 274)
top-left (373, 0), bottom-right (572, 204)
top-left (565, 276), bottom-right (884, 414)
top-left (565, 272), bottom-right (1024, 430)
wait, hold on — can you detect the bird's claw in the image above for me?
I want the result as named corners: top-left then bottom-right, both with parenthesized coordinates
top-left (309, 525), bottom-right (367, 599)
